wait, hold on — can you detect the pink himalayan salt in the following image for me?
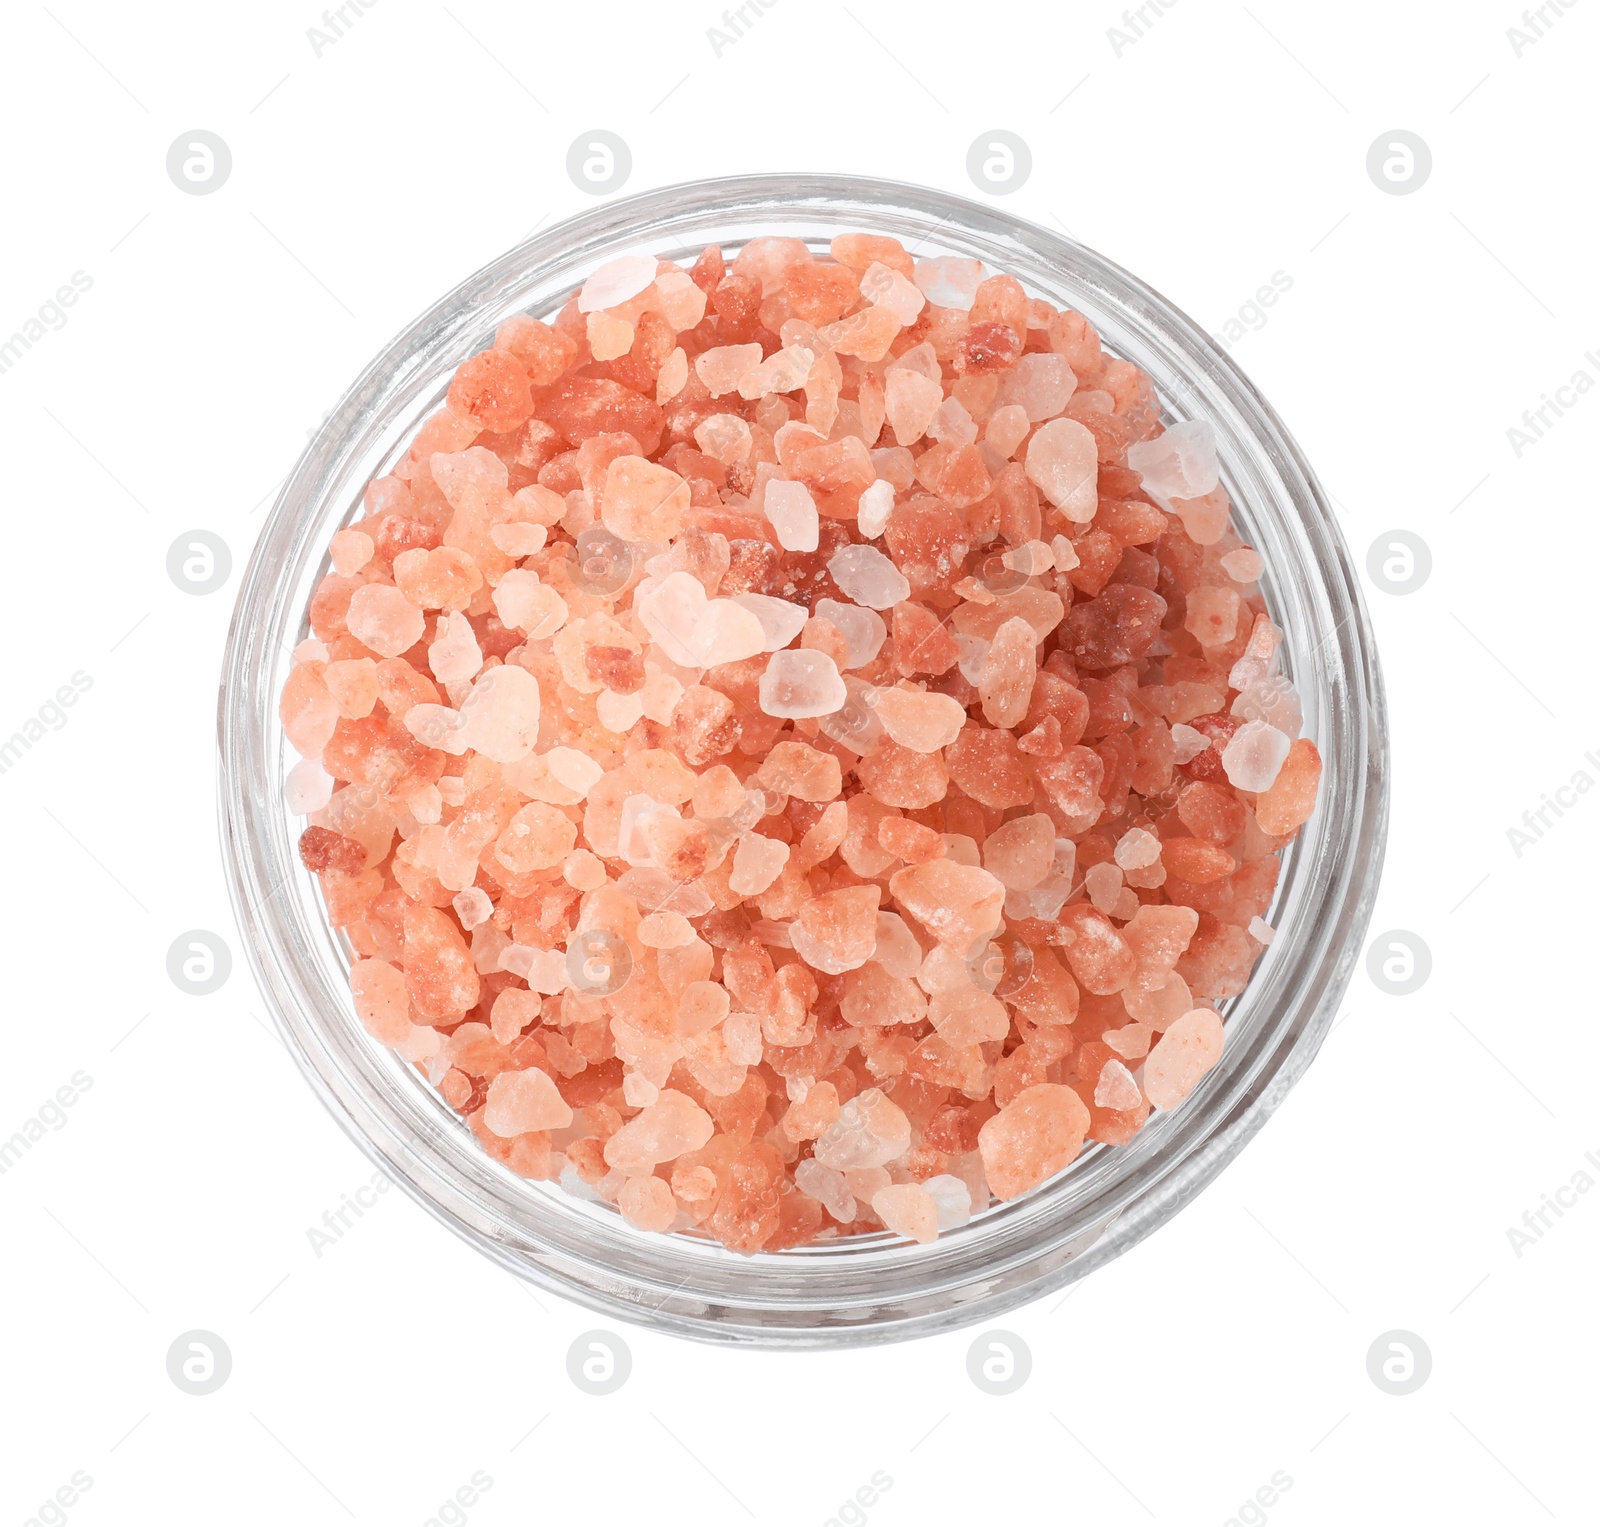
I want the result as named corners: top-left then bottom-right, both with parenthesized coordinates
top-left (695, 343), bottom-right (763, 397)
top-left (329, 527), bottom-right (374, 575)
top-left (1121, 972), bottom-right (1195, 1030)
top-left (885, 368), bottom-right (944, 446)
top-left (484, 1067), bottom-right (573, 1136)
top-left (813, 1088), bottom-right (911, 1170)
top-left (693, 413), bottom-right (753, 466)
top-left (869, 686), bottom-right (965, 752)
top-left (979, 1083), bottom-right (1090, 1199)
top-left (729, 832), bottom-right (790, 896)
top-left (1221, 546), bottom-right (1263, 583)
top-left (860, 261), bottom-right (926, 324)
top-left (603, 1090), bottom-right (715, 1174)
top-left (795, 1158), bottom-right (856, 1223)
top-left (428, 612), bottom-right (482, 686)
top-left (324, 658), bottom-right (378, 719)
top-left (1025, 416), bottom-right (1099, 521)
top-left (872, 1183), bottom-right (939, 1243)
top-left (290, 230), bottom-right (1324, 1255)
top-left (889, 859), bottom-right (1005, 948)
top-left (792, 884), bottom-right (880, 974)
top-left (998, 353), bottom-right (1077, 422)
top-left (637, 572), bottom-right (766, 669)
top-left (346, 583), bottom-right (425, 658)
top-left (730, 594), bottom-right (809, 652)
top-left (1095, 1058), bottom-right (1143, 1111)
top-left (618, 1175), bottom-right (677, 1231)
top-left (1144, 1008), bottom-right (1226, 1109)
top-left (977, 616), bottom-right (1036, 729)
top-left (601, 455), bottom-right (689, 543)
top-left (457, 664), bottom-right (540, 762)
top-left (983, 814), bottom-right (1055, 890)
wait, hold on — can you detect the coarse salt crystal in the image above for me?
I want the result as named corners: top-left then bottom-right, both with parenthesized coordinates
top-left (827, 545), bottom-right (910, 609)
top-left (578, 253), bottom-right (658, 312)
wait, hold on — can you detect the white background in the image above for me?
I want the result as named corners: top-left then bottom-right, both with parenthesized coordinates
top-left (1, 2), bottom-right (1594, 1523)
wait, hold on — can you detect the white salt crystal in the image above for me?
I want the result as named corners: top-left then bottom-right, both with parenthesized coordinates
top-left (285, 756), bottom-right (334, 814)
top-left (1248, 916), bottom-right (1276, 946)
top-left (546, 746), bottom-right (605, 798)
top-left (452, 887), bottom-right (494, 929)
top-left (856, 478), bottom-right (894, 539)
top-left (759, 649), bottom-right (847, 718)
top-left (731, 593), bottom-right (810, 652)
top-left (923, 1174), bottom-right (972, 1231)
top-left (927, 396), bottom-right (977, 446)
top-left (577, 254), bottom-right (658, 313)
top-left (913, 256), bottom-right (984, 311)
top-left (814, 598), bottom-right (887, 669)
top-left (1170, 723), bottom-right (1210, 765)
top-left (762, 478), bottom-right (819, 552)
top-left (1114, 828), bottom-right (1162, 870)
top-left (1127, 419), bottom-right (1221, 501)
top-left (828, 545), bottom-right (910, 609)
top-left (1221, 719), bottom-right (1292, 792)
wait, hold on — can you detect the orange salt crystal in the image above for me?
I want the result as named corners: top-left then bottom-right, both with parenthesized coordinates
top-left (287, 229), bottom-right (1327, 1251)
top-left (979, 1084), bottom-right (1091, 1199)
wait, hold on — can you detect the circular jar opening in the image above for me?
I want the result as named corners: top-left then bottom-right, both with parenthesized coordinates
top-left (220, 173), bottom-right (1387, 1348)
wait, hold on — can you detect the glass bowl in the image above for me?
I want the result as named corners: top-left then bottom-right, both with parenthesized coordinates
top-left (218, 173), bottom-right (1387, 1348)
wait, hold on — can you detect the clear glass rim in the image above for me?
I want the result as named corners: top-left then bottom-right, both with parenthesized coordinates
top-left (218, 172), bottom-right (1388, 1348)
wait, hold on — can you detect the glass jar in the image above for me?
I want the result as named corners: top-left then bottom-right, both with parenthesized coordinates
top-left (219, 174), bottom-right (1387, 1348)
